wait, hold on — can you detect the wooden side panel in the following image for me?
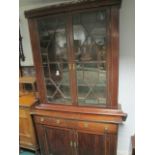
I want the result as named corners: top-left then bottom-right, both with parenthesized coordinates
top-left (107, 6), bottom-right (119, 108)
top-left (111, 6), bottom-right (119, 108)
top-left (19, 109), bottom-right (31, 140)
top-left (19, 108), bottom-right (37, 150)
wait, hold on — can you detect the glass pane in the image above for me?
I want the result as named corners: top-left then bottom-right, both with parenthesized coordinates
top-left (73, 10), bottom-right (107, 106)
top-left (76, 63), bottom-right (106, 106)
top-left (38, 16), bottom-right (68, 62)
top-left (43, 63), bottom-right (71, 103)
top-left (73, 10), bottom-right (107, 62)
top-left (38, 15), bottom-right (71, 104)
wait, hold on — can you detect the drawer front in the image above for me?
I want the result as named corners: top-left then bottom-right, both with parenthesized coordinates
top-left (77, 121), bottom-right (117, 134)
top-left (34, 116), bottom-right (117, 134)
top-left (34, 116), bottom-right (77, 129)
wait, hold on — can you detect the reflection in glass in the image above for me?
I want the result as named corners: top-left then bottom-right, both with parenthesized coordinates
top-left (73, 10), bottom-right (106, 62)
top-left (38, 16), bottom-right (68, 62)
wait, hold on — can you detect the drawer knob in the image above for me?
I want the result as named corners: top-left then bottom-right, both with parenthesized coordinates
top-left (40, 117), bottom-right (44, 122)
top-left (104, 126), bottom-right (108, 132)
top-left (56, 119), bottom-right (60, 124)
top-left (84, 123), bottom-right (88, 128)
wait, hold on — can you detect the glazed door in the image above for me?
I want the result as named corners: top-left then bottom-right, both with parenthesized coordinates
top-left (37, 14), bottom-right (74, 105)
top-left (75, 132), bottom-right (106, 155)
top-left (34, 8), bottom-right (118, 107)
top-left (72, 9), bottom-right (110, 107)
top-left (36, 124), bottom-right (74, 155)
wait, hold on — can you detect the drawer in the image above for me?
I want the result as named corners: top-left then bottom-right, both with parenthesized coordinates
top-left (77, 121), bottom-right (117, 134)
top-left (34, 116), bottom-right (77, 129)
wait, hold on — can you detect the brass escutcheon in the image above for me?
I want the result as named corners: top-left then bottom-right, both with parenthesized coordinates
top-left (56, 119), bottom-right (60, 124)
top-left (84, 123), bottom-right (88, 128)
top-left (70, 141), bottom-right (73, 147)
top-left (104, 126), bottom-right (109, 132)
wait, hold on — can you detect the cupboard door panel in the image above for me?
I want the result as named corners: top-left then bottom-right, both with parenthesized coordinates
top-left (35, 124), bottom-right (48, 155)
top-left (36, 124), bottom-right (74, 155)
top-left (76, 132), bottom-right (117, 155)
top-left (44, 126), bottom-right (73, 155)
top-left (77, 132), bottom-right (106, 155)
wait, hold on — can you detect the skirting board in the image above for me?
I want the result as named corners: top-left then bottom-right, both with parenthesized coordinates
top-left (117, 150), bottom-right (130, 155)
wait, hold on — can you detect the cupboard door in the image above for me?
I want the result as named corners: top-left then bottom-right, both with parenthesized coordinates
top-left (72, 9), bottom-right (110, 107)
top-left (44, 127), bottom-right (73, 155)
top-left (36, 124), bottom-right (73, 155)
top-left (76, 132), bottom-right (106, 155)
top-left (76, 131), bottom-right (117, 155)
top-left (37, 15), bottom-right (73, 105)
top-left (35, 124), bottom-right (48, 155)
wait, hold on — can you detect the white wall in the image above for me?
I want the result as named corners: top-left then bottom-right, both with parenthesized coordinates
top-left (20, 7), bottom-right (33, 66)
top-left (19, 0), bottom-right (135, 154)
top-left (118, 0), bottom-right (135, 155)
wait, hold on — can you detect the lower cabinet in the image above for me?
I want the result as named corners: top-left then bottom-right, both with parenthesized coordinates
top-left (34, 116), bottom-right (118, 155)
